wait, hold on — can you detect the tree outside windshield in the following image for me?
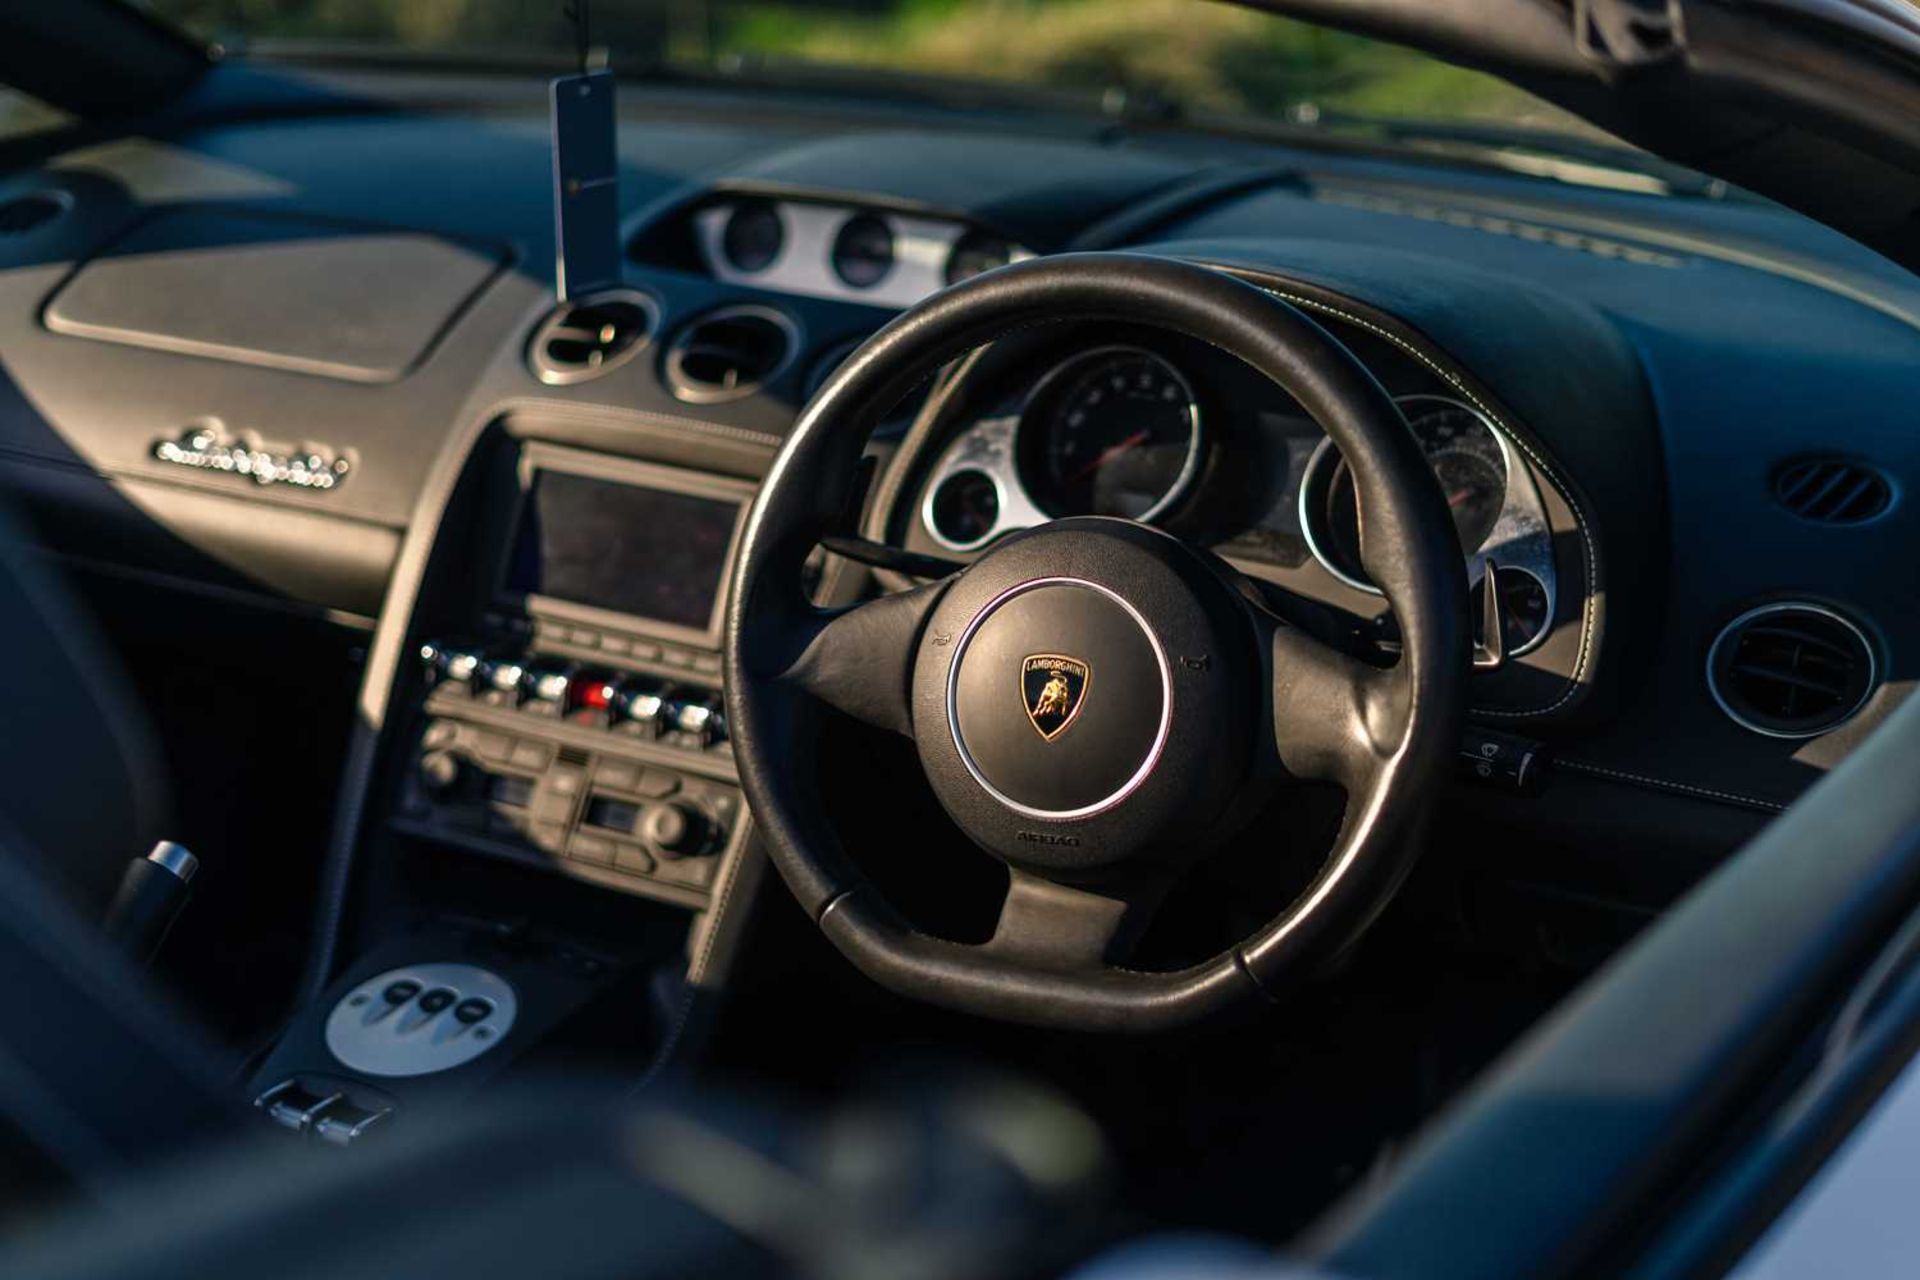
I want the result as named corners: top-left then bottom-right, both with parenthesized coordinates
top-left (140, 0), bottom-right (1596, 138)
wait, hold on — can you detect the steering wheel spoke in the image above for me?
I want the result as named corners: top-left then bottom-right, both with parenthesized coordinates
top-left (986, 868), bottom-right (1166, 972)
top-left (1266, 622), bottom-right (1403, 791)
top-left (776, 580), bottom-right (946, 737)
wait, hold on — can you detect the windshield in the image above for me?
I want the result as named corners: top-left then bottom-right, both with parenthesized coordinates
top-left (137, 1), bottom-right (1687, 187)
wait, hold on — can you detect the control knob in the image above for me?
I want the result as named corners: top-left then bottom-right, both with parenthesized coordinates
top-left (418, 750), bottom-right (466, 798)
top-left (641, 802), bottom-right (711, 858)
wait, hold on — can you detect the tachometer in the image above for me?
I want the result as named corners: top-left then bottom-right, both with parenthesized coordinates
top-left (1021, 349), bottom-right (1202, 521)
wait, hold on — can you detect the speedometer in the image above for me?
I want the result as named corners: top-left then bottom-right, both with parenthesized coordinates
top-left (1021, 349), bottom-right (1202, 520)
top-left (1407, 399), bottom-right (1507, 551)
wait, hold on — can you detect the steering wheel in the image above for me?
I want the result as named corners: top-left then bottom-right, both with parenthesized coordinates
top-left (723, 254), bottom-right (1469, 1032)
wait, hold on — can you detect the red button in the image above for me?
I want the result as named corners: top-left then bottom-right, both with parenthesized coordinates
top-left (571, 677), bottom-right (618, 717)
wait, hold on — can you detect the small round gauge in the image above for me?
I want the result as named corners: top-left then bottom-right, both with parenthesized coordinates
top-left (1302, 396), bottom-right (1510, 590)
top-left (831, 213), bottom-right (895, 289)
top-left (720, 200), bottom-right (783, 273)
top-left (1022, 349), bottom-right (1202, 521)
top-left (1493, 565), bottom-right (1552, 652)
top-left (945, 230), bottom-right (1013, 285)
top-left (927, 469), bottom-right (1001, 548)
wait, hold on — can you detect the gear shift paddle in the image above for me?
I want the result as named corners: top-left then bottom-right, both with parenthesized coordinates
top-left (104, 841), bottom-right (198, 965)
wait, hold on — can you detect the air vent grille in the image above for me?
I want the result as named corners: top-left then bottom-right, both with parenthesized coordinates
top-left (665, 305), bottom-right (797, 405)
top-left (528, 291), bottom-right (659, 386)
top-left (1772, 457), bottom-right (1893, 524)
top-left (1708, 604), bottom-right (1876, 738)
top-left (0, 192), bottom-right (68, 236)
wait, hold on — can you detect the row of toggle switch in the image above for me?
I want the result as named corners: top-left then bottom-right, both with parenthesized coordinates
top-left (420, 640), bottom-right (726, 747)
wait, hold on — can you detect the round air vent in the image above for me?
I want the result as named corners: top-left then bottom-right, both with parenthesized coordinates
top-left (0, 191), bottom-right (70, 236)
top-left (1772, 456), bottom-right (1894, 524)
top-left (664, 305), bottom-right (798, 404)
top-left (1707, 602), bottom-right (1877, 738)
top-left (528, 290), bottom-right (660, 386)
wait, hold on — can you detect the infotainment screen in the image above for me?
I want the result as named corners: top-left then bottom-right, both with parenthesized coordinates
top-left (504, 470), bottom-right (741, 632)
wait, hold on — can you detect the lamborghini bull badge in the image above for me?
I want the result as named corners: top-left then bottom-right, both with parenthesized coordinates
top-left (1022, 654), bottom-right (1090, 741)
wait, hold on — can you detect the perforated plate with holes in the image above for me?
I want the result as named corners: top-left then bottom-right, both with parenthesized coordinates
top-left (324, 963), bottom-right (518, 1077)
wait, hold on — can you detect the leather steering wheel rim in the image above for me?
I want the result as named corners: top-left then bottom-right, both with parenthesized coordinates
top-left (724, 253), bottom-right (1468, 1032)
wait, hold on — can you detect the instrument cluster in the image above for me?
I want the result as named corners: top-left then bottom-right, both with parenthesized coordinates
top-left (920, 346), bottom-right (1204, 550)
top-left (915, 344), bottom-right (1562, 655)
top-left (695, 196), bottom-right (1033, 310)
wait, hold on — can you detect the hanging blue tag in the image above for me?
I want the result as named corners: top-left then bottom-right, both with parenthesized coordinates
top-left (550, 69), bottom-right (620, 301)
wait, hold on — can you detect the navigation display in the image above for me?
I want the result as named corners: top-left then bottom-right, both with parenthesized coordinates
top-left (504, 470), bottom-right (740, 631)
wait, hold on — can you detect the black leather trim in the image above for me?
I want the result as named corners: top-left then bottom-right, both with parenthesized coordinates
top-left (1303, 688), bottom-right (1920, 1278)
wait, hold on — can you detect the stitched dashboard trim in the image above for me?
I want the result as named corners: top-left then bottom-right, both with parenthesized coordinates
top-left (1557, 758), bottom-right (1787, 814)
top-left (1232, 273), bottom-right (1600, 719)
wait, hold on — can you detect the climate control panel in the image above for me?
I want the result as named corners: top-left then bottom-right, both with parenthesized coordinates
top-left (395, 635), bottom-right (743, 907)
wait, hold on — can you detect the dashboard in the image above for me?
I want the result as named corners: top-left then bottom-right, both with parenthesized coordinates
top-left (1, 59), bottom-right (1917, 914)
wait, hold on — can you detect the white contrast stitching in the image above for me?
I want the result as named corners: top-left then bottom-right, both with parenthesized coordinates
top-left (1246, 279), bottom-right (1600, 718)
top-left (599, 409), bottom-right (785, 448)
top-left (1557, 758), bottom-right (1786, 813)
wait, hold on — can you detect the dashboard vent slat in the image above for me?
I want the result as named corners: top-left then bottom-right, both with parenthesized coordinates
top-left (1772, 457), bottom-right (1894, 524)
top-left (1708, 604), bottom-right (1876, 738)
top-left (664, 306), bottom-right (798, 405)
top-left (528, 291), bottom-right (659, 386)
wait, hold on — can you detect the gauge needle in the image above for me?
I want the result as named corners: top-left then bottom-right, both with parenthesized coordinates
top-left (1447, 488), bottom-right (1476, 508)
top-left (1071, 429), bottom-right (1150, 482)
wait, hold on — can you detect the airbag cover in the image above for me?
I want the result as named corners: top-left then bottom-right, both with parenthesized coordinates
top-left (951, 580), bottom-right (1167, 816)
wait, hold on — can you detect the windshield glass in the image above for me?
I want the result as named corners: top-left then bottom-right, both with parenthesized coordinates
top-left (137, 1), bottom-right (1685, 186)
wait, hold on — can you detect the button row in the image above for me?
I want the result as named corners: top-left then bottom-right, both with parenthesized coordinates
top-left (255, 1079), bottom-right (392, 1146)
top-left (422, 641), bottom-right (725, 746)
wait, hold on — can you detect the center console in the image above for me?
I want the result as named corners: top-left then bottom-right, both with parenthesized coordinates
top-left (395, 444), bottom-right (755, 908)
top-left (249, 414), bottom-right (795, 1137)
